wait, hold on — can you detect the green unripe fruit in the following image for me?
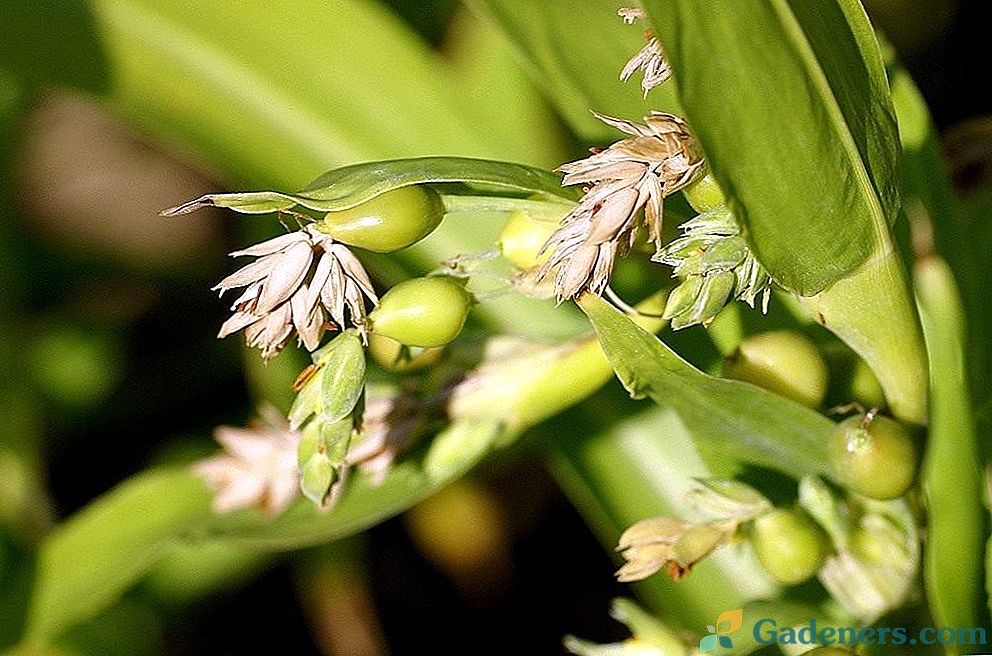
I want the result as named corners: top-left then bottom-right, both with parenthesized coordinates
top-left (723, 331), bottom-right (829, 408)
top-left (498, 210), bottom-right (558, 270)
top-left (368, 333), bottom-right (443, 372)
top-left (682, 173), bottom-right (726, 213)
top-left (369, 277), bottom-right (472, 348)
top-left (827, 414), bottom-right (917, 500)
top-left (751, 508), bottom-right (828, 585)
top-left (319, 185), bottom-right (445, 253)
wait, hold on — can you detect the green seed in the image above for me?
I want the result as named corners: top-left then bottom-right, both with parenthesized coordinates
top-left (498, 210), bottom-right (558, 270)
top-left (369, 276), bottom-right (472, 347)
top-left (681, 173), bottom-right (726, 213)
top-left (751, 508), bottom-right (828, 585)
top-left (368, 333), bottom-right (443, 372)
top-left (723, 331), bottom-right (829, 408)
top-left (319, 185), bottom-right (445, 253)
top-left (827, 414), bottom-right (917, 500)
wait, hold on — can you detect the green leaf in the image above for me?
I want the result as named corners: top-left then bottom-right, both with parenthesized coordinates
top-left (470, 0), bottom-right (682, 142)
top-left (24, 469), bottom-right (212, 642)
top-left (578, 294), bottom-right (836, 479)
top-left (797, 248), bottom-right (928, 425)
top-left (642, 0), bottom-right (899, 295)
top-left (74, 0), bottom-right (552, 189)
top-left (916, 256), bottom-right (985, 642)
top-left (162, 157), bottom-right (576, 216)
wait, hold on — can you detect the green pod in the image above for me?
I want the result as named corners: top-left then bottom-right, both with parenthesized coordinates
top-left (673, 270), bottom-right (735, 329)
top-left (318, 185), bottom-right (445, 253)
top-left (368, 333), bottom-right (442, 372)
top-left (750, 508), bottom-right (828, 585)
top-left (662, 275), bottom-right (703, 321)
top-left (653, 235), bottom-right (708, 264)
top-left (369, 276), bottom-right (472, 348)
top-left (296, 420), bottom-right (322, 468)
top-left (699, 237), bottom-right (747, 272)
top-left (827, 414), bottom-right (917, 500)
top-left (300, 452), bottom-right (337, 506)
top-left (319, 331), bottom-right (366, 423)
top-left (498, 210), bottom-right (558, 270)
top-left (723, 331), bottom-right (829, 408)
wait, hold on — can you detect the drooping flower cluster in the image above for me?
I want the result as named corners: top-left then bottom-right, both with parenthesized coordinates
top-left (618, 7), bottom-right (672, 96)
top-left (540, 112), bottom-right (704, 300)
top-left (193, 409), bottom-right (301, 517)
top-left (214, 225), bottom-right (378, 359)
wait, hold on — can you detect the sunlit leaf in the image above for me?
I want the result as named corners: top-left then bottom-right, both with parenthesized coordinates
top-left (642, 0), bottom-right (899, 295)
top-left (578, 295), bottom-right (836, 479)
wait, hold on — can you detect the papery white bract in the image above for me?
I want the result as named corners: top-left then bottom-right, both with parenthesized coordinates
top-left (214, 225), bottom-right (378, 359)
top-left (541, 112), bottom-right (704, 301)
top-left (193, 409), bottom-right (300, 517)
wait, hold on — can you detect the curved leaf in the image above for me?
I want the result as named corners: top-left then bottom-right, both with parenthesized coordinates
top-left (578, 295), bottom-right (836, 479)
top-left (162, 157), bottom-right (576, 216)
top-left (642, 0), bottom-right (899, 295)
top-left (24, 470), bottom-right (212, 642)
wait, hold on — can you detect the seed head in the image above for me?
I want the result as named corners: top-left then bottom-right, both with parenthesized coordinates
top-left (214, 225), bottom-right (378, 360)
top-left (618, 7), bottom-right (672, 96)
top-left (541, 112), bottom-right (704, 301)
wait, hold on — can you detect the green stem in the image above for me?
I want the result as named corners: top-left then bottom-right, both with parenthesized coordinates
top-left (799, 246), bottom-right (928, 425)
top-left (916, 255), bottom-right (986, 645)
top-left (440, 193), bottom-right (573, 217)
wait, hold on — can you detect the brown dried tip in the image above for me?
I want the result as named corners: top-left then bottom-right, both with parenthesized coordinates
top-left (539, 112), bottom-right (703, 302)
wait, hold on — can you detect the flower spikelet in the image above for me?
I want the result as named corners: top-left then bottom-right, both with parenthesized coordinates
top-left (193, 409), bottom-right (300, 517)
top-left (214, 225), bottom-right (378, 359)
top-left (618, 7), bottom-right (672, 96)
top-left (541, 112), bottom-right (704, 301)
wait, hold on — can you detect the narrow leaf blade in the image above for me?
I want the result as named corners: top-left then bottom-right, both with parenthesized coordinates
top-left (578, 294), bottom-right (836, 479)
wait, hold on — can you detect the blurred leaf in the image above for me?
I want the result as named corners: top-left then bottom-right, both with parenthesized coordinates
top-left (578, 295), bottom-right (835, 479)
top-left (56, 598), bottom-right (163, 656)
top-left (445, 6), bottom-right (568, 169)
top-left (470, 0), bottom-right (682, 142)
top-left (643, 0), bottom-right (898, 295)
top-left (24, 470), bottom-right (212, 642)
top-left (916, 256), bottom-right (985, 641)
top-left (0, 1), bottom-right (109, 93)
top-left (142, 541), bottom-right (272, 603)
top-left (550, 405), bottom-right (777, 630)
top-left (80, 0), bottom-right (551, 189)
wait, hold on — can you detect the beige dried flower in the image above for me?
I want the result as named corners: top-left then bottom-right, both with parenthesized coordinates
top-left (617, 516), bottom-right (735, 582)
top-left (618, 7), bottom-right (672, 96)
top-left (214, 224), bottom-right (378, 360)
top-left (193, 409), bottom-right (300, 517)
top-left (345, 395), bottom-right (425, 484)
top-left (541, 112), bottom-right (704, 300)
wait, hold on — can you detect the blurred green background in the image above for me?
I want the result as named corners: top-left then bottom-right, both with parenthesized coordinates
top-left (0, 0), bottom-right (989, 654)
